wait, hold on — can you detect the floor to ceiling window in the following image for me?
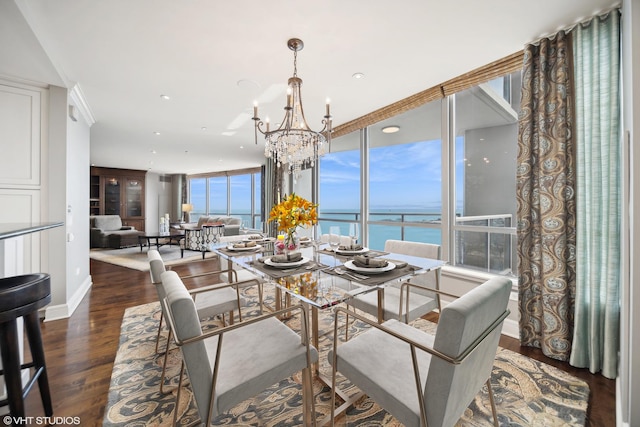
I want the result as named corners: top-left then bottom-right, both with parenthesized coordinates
top-left (317, 68), bottom-right (520, 278)
top-left (187, 168), bottom-right (262, 227)
top-left (368, 102), bottom-right (442, 249)
top-left (318, 137), bottom-right (360, 238)
top-left (452, 72), bottom-right (520, 275)
top-left (208, 176), bottom-right (227, 216)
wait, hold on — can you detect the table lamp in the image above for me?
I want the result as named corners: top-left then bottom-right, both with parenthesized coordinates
top-left (181, 203), bottom-right (193, 223)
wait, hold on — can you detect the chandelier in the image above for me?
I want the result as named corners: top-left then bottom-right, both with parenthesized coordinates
top-left (252, 38), bottom-right (332, 176)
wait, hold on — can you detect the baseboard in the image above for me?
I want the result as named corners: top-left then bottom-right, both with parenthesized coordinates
top-left (44, 274), bottom-right (93, 321)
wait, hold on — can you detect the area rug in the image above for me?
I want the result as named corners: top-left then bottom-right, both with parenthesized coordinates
top-left (103, 287), bottom-right (590, 426)
top-left (90, 246), bottom-right (217, 271)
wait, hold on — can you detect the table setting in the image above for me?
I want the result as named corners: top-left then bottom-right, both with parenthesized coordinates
top-left (215, 240), bottom-right (264, 256)
top-left (325, 255), bottom-right (420, 286)
top-left (248, 252), bottom-right (330, 279)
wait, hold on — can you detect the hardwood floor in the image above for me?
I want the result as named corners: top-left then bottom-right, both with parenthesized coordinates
top-left (21, 259), bottom-right (616, 426)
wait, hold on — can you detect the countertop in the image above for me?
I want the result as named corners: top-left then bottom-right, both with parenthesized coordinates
top-left (0, 222), bottom-right (64, 240)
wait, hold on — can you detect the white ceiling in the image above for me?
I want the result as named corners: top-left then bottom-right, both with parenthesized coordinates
top-left (1, 0), bottom-right (618, 175)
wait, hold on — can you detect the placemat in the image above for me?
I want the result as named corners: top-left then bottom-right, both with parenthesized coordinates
top-left (324, 263), bottom-right (419, 286)
top-left (248, 257), bottom-right (329, 279)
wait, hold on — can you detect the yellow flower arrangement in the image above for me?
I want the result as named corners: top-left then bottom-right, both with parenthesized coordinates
top-left (268, 193), bottom-right (318, 251)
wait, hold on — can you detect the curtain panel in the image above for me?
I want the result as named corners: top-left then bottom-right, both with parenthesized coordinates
top-left (517, 30), bottom-right (577, 361)
top-left (569, 10), bottom-right (621, 379)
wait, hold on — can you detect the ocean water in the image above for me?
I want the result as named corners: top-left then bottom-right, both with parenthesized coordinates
top-left (195, 209), bottom-right (442, 251)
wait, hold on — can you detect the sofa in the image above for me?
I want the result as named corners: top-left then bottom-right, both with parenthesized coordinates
top-left (90, 215), bottom-right (143, 248)
top-left (181, 215), bottom-right (243, 236)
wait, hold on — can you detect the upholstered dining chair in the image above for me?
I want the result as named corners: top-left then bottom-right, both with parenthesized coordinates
top-left (161, 270), bottom-right (318, 426)
top-left (147, 250), bottom-right (260, 394)
top-left (330, 276), bottom-right (511, 427)
top-left (348, 240), bottom-right (442, 323)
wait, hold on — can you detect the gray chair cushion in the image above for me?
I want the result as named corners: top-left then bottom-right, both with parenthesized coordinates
top-left (333, 276), bottom-right (511, 427)
top-left (162, 270), bottom-right (318, 422)
top-left (425, 277), bottom-right (511, 427)
top-left (349, 239), bottom-right (441, 322)
top-left (350, 287), bottom-right (438, 322)
top-left (333, 319), bottom-right (435, 426)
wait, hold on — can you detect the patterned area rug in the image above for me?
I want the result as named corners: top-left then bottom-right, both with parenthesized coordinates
top-left (103, 287), bottom-right (589, 426)
top-left (90, 246), bottom-right (216, 271)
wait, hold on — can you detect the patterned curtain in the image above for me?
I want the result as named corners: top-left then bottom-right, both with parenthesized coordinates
top-left (517, 30), bottom-right (576, 360)
top-left (569, 10), bottom-right (620, 379)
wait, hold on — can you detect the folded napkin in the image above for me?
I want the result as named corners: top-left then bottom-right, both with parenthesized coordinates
top-left (384, 259), bottom-right (408, 269)
top-left (270, 252), bottom-right (303, 263)
top-left (338, 244), bottom-right (363, 251)
top-left (299, 236), bottom-right (311, 242)
top-left (233, 241), bottom-right (257, 248)
top-left (247, 235), bottom-right (263, 240)
top-left (352, 255), bottom-right (388, 268)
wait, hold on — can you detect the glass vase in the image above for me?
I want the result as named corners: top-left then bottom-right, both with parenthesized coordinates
top-left (284, 230), bottom-right (300, 254)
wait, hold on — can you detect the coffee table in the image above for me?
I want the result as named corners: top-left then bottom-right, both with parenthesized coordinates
top-left (138, 231), bottom-right (184, 251)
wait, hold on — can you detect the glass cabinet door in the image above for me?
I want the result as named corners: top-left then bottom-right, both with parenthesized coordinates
top-left (125, 178), bottom-right (143, 217)
top-left (104, 177), bottom-right (121, 215)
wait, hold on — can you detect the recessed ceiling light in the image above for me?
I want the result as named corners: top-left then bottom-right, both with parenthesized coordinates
top-left (201, 127), bottom-right (207, 131)
top-left (160, 94), bottom-right (171, 100)
top-left (382, 125), bottom-right (400, 134)
top-left (352, 72), bottom-right (365, 79)
top-left (151, 150), bottom-right (156, 154)
top-left (154, 131), bottom-right (161, 135)
top-left (240, 145), bottom-right (244, 149)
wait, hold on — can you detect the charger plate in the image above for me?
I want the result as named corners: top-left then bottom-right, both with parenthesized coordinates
top-left (264, 256), bottom-right (310, 268)
top-left (344, 259), bottom-right (395, 274)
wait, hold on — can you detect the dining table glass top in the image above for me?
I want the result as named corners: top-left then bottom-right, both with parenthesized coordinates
top-left (211, 239), bottom-right (446, 310)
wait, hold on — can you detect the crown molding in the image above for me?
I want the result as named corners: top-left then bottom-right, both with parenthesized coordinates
top-left (69, 83), bottom-right (96, 126)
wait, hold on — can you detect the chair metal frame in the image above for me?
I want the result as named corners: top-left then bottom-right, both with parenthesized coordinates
top-left (163, 300), bottom-right (318, 426)
top-left (331, 288), bottom-right (510, 427)
top-left (157, 277), bottom-right (262, 395)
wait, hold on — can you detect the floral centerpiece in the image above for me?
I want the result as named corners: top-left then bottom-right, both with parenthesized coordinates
top-left (268, 193), bottom-right (318, 253)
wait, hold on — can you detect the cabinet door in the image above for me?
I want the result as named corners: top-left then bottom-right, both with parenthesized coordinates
top-left (124, 178), bottom-right (143, 218)
top-left (103, 177), bottom-right (122, 215)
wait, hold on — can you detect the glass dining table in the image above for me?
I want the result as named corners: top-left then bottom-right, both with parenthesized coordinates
top-left (212, 238), bottom-right (446, 424)
top-left (211, 238), bottom-right (446, 359)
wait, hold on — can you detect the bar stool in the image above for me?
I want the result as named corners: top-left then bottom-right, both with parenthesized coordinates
top-left (0, 273), bottom-right (53, 421)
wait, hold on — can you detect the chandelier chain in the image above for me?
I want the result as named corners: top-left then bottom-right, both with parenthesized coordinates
top-left (293, 49), bottom-right (298, 77)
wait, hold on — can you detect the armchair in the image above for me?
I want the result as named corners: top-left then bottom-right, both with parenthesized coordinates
top-left (180, 222), bottom-right (225, 258)
top-left (330, 277), bottom-right (511, 426)
top-left (90, 215), bottom-right (142, 248)
top-left (148, 250), bottom-right (260, 394)
top-left (161, 270), bottom-right (318, 426)
top-left (348, 240), bottom-right (442, 323)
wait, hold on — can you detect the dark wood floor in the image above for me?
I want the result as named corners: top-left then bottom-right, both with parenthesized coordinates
top-left (22, 259), bottom-right (616, 425)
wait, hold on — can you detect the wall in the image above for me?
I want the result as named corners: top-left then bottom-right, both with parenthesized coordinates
top-left (59, 87), bottom-right (92, 320)
top-left (620, 1), bottom-right (639, 426)
top-left (145, 172), bottom-right (174, 233)
top-left (42, 84), bottom-right (93, 321)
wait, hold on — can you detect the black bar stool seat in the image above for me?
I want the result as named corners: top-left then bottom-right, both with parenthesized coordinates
top-left (0, 273), bottom-right (53, 423)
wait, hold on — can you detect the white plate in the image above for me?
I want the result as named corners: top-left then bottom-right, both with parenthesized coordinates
top-left (335, 247), bottom-right (369, 255)
top-left (264, 256), bottom-right (310, 268)
top-left (344, 260), bottom-right (395, 274)
top-left (227, 244), bottom-right (262, 251)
